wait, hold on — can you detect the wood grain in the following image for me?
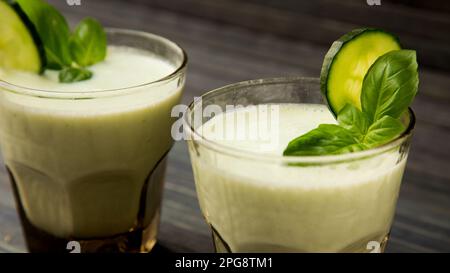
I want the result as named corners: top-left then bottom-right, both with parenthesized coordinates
top-left (129, 0), bottom-right (450, 71)
top-left (0, 0), bottom-right (449, 253)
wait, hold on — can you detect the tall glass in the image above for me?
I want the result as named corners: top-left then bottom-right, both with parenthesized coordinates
top-left (0, 29), bottom-right (187, 252)
top-left (184, 77), bottom-right (414, 253)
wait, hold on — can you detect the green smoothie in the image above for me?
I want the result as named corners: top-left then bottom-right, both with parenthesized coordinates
top-left (0, 46), bottom-right (183, 238)
top-left (191, 104), bottom-right (406, 252)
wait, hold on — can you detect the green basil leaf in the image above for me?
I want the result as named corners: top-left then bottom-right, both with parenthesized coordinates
top-left (361, 50), bottom-right (419, 124)
top-left (337, 103), bottom-right (369, 141)
top-left (283, 124), bottom-right (358, 156)
top-left (17, 0), bottom-right (72, 69)
top-left (363, 115), bottom-right (405, 148)
top-left (70, 17), bottom-right (107, 67)
top-left (333, 143), bottom-right (369, 154)
top-left (59, 67), bottom-right (93, 83)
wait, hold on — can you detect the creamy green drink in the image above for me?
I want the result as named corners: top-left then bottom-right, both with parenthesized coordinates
top-left (0, 0), bottom-right (187, 252)
top-left (0, 0), bottom-right (186, 252)
top-left (186, 27), bottom-right (418, 253)
top-left (0, 44), bottom-right (182, 236)
top-left (191, 103), bottom-right (407, 252)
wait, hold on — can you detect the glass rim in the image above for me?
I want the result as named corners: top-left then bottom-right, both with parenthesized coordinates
top-left (0, 28), bottom-right (188, 98)
top-left (183, 76), bottom-right (416, 164)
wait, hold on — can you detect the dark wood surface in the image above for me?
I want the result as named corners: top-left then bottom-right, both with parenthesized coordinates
top-left (1, 0), bottom-right (450, 253)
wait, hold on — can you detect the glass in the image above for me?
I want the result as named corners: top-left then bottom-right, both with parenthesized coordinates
top-left (184, 77), bottom-right (414, 253)
top-left (0, 29), bottom-right (187, 252)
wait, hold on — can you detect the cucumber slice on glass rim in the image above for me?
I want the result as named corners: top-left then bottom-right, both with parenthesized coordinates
top-left (320, 28), bottom-right (401, 116)
top-left (0, 0), bottom-right (45, 73)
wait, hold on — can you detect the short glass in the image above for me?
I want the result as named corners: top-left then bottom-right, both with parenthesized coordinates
top-left (184, 77), bottom-right (414, 253)
top-left (0, 29), bottom-right (187, 252)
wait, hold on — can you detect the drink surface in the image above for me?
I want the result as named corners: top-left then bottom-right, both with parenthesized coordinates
top-left (199, 103), bottom-right (336, 156)
top-left (0, 46), bottom-right (183, 239)
top-left (0, 46), bottom-right (174, 92)
top-left (192, 104), bottom-right (406, 252)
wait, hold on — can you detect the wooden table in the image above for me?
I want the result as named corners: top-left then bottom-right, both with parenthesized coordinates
top-left (1, 0), bottom-right (449, 253)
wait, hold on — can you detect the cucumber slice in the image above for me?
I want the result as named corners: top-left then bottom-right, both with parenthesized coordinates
top-left (0, 0), bottom-right (45, 73)
top-left (320, 28), bottom-right (401, 116)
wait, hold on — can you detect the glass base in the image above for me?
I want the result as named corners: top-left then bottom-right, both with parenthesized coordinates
top-left (16, 204), bottom-right (159, 253)
top-left (7, 151), bottom-right (168, 253)
top-left (211, 224), bottom-right (390, 253)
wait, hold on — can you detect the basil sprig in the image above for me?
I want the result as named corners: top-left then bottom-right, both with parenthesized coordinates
top-left (283, 50), bottom-right (418, 156)
top-left (16, 0), bottom-right (107, 83)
